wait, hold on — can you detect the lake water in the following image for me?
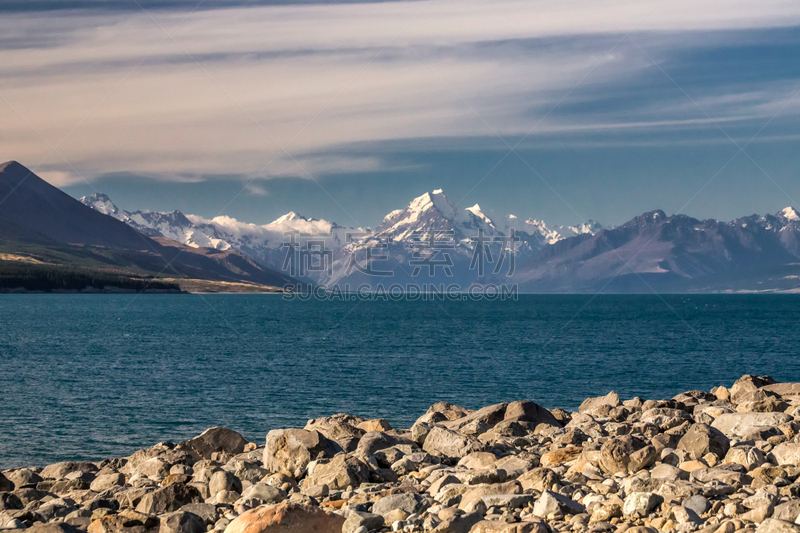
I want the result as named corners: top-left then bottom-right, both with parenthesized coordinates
top-left (2, 293), bottom-right (800, 469)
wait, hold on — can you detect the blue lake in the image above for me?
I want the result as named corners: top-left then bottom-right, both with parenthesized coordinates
top-left (2, 293), bottom-right (800, 469)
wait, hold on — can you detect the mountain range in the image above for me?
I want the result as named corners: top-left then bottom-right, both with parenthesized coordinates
top-left (79, 184), bottom-right (800, 293)
top-left (2, 159), bottom-right (799, 293)
top-left (0, 161), bottom-right (294, 292)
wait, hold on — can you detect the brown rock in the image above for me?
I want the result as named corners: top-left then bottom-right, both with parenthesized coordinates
top-left (223, 502), bottom-right (345, 533)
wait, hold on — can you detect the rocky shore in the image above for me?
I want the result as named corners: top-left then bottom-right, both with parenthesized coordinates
top-left (5, 376), bottom-right (800, 533)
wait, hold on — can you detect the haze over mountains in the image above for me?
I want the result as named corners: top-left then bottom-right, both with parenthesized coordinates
top-left (79, 183), bottom-right (800, 293)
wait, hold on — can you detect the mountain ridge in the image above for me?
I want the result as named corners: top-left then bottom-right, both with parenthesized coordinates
top-left (78, 184), bottom-right (800, 292)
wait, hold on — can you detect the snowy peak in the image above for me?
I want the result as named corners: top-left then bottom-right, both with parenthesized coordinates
top-left (374, 189), bottom-right (498, 241)
top-left (80, 193), bottom-right (121, 218)
top-left (466, 204), bottom-right (493, 226)
top-left (522, 218), bottom-right (562, 245)
top-left (778, 207), bottom-right (800, 222)
top-left (271, 211), bottom-right (308, 225)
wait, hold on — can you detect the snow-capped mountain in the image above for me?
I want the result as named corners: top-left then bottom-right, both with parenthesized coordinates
top-left (79, 194), bottom-right (363, 277)
top-left (374, 189), bottom-right (500, 242)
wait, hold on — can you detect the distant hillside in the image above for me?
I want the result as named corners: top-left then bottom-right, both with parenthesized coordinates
top-left (0, 161), bottom-right (296, 292)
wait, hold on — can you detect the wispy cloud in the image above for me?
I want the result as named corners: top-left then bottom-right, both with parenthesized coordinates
top-left (1, 0), bottom-right (800, 185)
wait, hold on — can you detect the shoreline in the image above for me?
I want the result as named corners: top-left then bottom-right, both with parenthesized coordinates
top-left (3, 375), bottom-right (800, 533)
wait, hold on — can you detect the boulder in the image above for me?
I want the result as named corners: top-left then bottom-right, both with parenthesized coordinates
top-left (4, 468), bottom-right (43, 489)
top-left (683, 494), bottom-right (710, 516)
top-left (639, 408), bottom-right (693, 430)
top-left (90, 473), bottom-right (127, 492)
top-left (135, 483), bottom-right (202, 515)
top-left (711, 412), bottom-right (791, 439)
top-left (88, 509), bottom-right (160, 533)
top-left (579, 392), bottom-right (621, 414)
top-left (598, 436), bottom-right (657, 475)
top-left (27, 524), bottom-right (81, 533)
top-left (240, 484), bottom-right (286, 504)
top-left (305, 415), bottom-right (366, 452)
top-left (305, 455), bottom-right (370, 490)
top-left (442, 403), bottom-right (508, 433)
top-left (503, 401), bottom-right (562, 428)
top-left (469, 520), bottom-right (550, 533)
top-left (223, 502), bottom-right (345, 533)
top-left (756, 519), bottom-right (800, 533)
top-left (532, 491), bottom-right (584, 517)
top-left (773, 501), bottom-right (800, 522)
top-left (423, 426), bottom-right (485, 459)
top-left (730, 375), bottom-right (776, 403)
top-left (40, 462), bottom-right (98, 480)
top-left (772, 443), bottom-right (800, 466)
top-left (372, 493), bottom-right (421, 516)
top-left (415, 402), bottom-right (472, 426)
top-left (209, 470), bottom-right (242, 496)
top-left (178, 503), bottom-right (218, 525)
top-left (356, 419), bottom-right (392, 433)
top-left (159, 511), bottom-right (206, 533)
top-left (342, 511), bottom-right (383, 533)
top-left (355, 431), bottom-right (415, 457)
top-left (677, 423), bottom-right (730, 460)
top-left (179, 427), bottom-right (247, 460)
top-left (517, 468), bottom-right (561, 492)
top-left (623, 492), bottom-right (663, 517)
top-left (263, 429), bottom-right (339, 478)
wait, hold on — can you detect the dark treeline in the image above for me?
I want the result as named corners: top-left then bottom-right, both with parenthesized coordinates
top-left (0, 262), bottom-right (181, 292)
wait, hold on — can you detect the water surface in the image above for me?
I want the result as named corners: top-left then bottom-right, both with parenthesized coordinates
top-left (2, 294), bottom-right (799, 468)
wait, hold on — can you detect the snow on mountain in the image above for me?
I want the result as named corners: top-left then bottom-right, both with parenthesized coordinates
top-left (80, 193), bottom-right (359, 259)
top-left (521, 218), bottom-right (563, 245)
top-left (375, 190), bottom-right (499, 243)
top-left (778, 207), bottom-right (800, 222)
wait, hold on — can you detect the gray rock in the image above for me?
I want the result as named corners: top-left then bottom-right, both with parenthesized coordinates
top-left (711, 412), bottom-right (791, 439)
top-left (772, 443), bottom-right (800, 466)
top-left (4, 469), bottom-right (43, 489)
top-left (342, 511), bottom-right (384, 533)
top-left (91, 473), bottom-right (126, 492)
top-left (177, 503), bottom-right (218, 525)
top-left (135, 483), bottom-right (203, 514)
top-left (683, 494), bottom-right (710, 516)
top-left (756, 518), bottom-right (800, 533)
top-left (598, 436), bottom-right (657, 475)
top-left (774, 501), bottom-right (800, 522)
top-left (240, 483), bottom-right (286, 504)
top-left (26, 524), bottom-right (80, 533)
top-left (422, 426), bottom-right (484, 459)
top-left (677, 423), bottom-right (730, 460)
top-left (178, 428), bottom-right (247, 461)
top-left (533, 491), bottom-right (584, 517)
top-left (503, 401), bottom-right (562, 428)
top-left (355, 432), bottom-right (415, 457)
top-left (305, 455), bottom-right (370, 491)
top-left (442, 403), bottom-right (508, 433)
top-left (479, 494), bottom-right (535, 509)
top-left (40, 462), bottom-right (97, 480)
top-left (208, 471), bottom-right (241, 497)
top-left (263, 429), bottom-right (340, 478)
top-left (579, 392), bottom-right (621, 414)
top-left (372, 493), bottom-right (420, 516)
top-left (159, 511), bottom-right (206, 533)
top-left (623, 492), bottom-right (663, 517)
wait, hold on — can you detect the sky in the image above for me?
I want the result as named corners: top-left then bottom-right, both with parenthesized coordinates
top-left (2, 0), bottom-right (800, 229)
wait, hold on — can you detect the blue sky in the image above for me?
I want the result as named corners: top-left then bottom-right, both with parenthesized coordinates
top-left (1, 0), bottom-right (800, 229)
